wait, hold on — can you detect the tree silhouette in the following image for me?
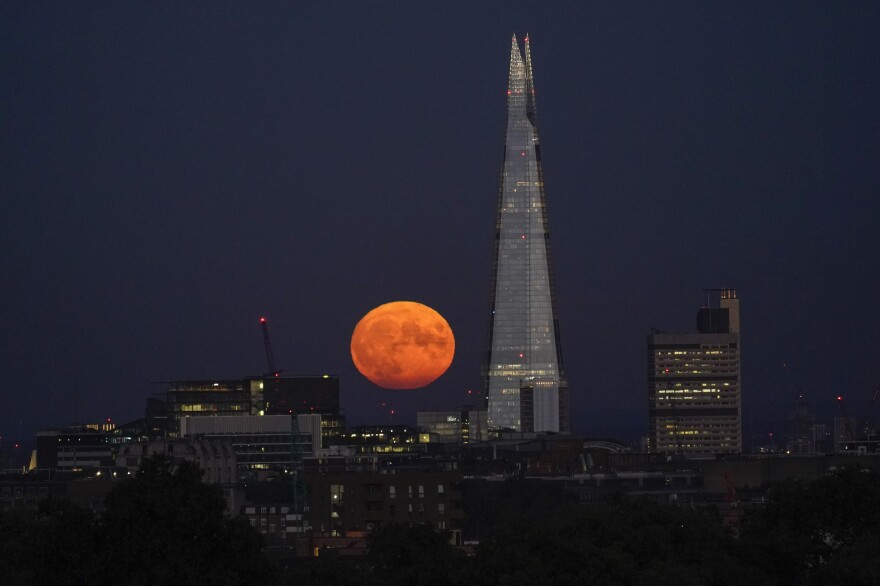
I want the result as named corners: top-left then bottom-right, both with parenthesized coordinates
top-left (97, 455), bottom-right (272, 585)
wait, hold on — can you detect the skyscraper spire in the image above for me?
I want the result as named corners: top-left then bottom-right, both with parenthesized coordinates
top-left (485, 36), bottom-right (568, 434)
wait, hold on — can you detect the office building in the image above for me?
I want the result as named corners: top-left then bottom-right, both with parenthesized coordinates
top-left (417, 407), bottom-right (488, 444)
top-left (484, 35), bottom-right (568, 433)
top-left (647, 289), bottom-right (742, 454)
top-left (162, 375), bottom-right (340, 437)
top-left (179, 414), bottom-right (321, 476)
top-left (36, 426), bottom-right (118, 470)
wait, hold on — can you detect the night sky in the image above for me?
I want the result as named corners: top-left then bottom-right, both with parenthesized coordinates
top-left (3, 2), bottom-right (879, 447)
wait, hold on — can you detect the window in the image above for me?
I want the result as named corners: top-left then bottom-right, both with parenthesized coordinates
top-left (418, 485), bottom-right (424, 498)
top-left (330, 484), bottom-right (344, 519)
top-left (437, 484), bottom-right (444, 494)
top-left (389, 485), bottom-right (396, 499)
top-left (438, 503), bottom-right (445, 515)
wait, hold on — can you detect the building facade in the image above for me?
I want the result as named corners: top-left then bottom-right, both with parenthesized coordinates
top-left (304, 466), bottom-right (464, 539)
top-left (179, 414), bottom-right (321, 477)
top-left (36, 426), bottom-right (118, 470)
top-left (162, 375), bottom-right (340, 439)
top-left (484, 35), bottom-right (568, 434)
top-left (417, 408), bottom-right (488, 444)
top-left (647, 289), bottom-right (742, 455)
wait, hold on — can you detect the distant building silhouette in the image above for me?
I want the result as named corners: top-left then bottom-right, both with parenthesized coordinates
top-left (417, 407), bottom-right (488, 444)
top-left (647, 289), bottom-right (742, 455)
top-left (786, 395), bottom-right (815, 454)
top-left (484, 35), bottom-right (568, 434)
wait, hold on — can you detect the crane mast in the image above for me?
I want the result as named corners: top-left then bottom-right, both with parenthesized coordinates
top-left (257, 316), bottom-right (304, 513)
top-left (259, 317), bottom-right (280, 376)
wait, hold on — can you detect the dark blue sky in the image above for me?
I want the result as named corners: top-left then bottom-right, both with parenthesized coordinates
top-left (2, 2), bottom-right (879, 446)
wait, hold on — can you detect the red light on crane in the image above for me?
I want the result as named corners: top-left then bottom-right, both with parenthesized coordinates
top-left (837, 395), bottom-right (844, 402)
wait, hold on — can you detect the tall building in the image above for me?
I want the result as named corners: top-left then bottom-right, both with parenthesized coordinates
top-left (647, 289), bottom-right (742, 455)
top-left (484, 35), bottom-right (568, 434)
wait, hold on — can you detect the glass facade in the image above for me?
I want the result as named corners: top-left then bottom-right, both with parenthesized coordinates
top-left (485, 35), bottom-right (567, 433)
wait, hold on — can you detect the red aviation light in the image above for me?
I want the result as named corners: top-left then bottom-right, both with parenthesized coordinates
top-left (837, 395), bottom-right (843, 402)
top-left (259, 317), bottom-right (266, 323)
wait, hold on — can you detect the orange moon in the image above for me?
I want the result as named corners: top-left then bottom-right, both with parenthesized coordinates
top-left (350, 301), bottom-right (455, 390)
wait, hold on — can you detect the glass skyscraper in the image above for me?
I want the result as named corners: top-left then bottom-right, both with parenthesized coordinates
top-left (485, 35), bottom-right (568, 433)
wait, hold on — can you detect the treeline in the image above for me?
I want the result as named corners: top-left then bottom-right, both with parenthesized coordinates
top-left (2, 460), bottom-right (879, 585)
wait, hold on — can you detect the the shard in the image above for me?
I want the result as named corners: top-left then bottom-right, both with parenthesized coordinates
top-left (484, 35), bottom-right (569, 433)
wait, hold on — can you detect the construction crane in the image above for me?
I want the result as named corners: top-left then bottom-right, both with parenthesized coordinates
top-left (259, 317), bottom-right (282, 377)
top-left (836, 395), bottom-right (856, 452)
top-left (257, 316), bottom-right (304, 514)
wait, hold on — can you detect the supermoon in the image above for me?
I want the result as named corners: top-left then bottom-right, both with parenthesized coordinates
top-left (350, 301), bottom-right (455, 390)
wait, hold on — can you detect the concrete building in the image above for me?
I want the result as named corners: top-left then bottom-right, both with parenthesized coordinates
top-left (116, 438), bottom-right (237, 484)
top-left (647, 289), bottom-right (742, 455)
top-left (179, 414), bottom-right (321, 477)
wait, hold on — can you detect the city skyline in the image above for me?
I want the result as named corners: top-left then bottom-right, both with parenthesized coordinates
top-left (2, 3), bottom-right (880, 446)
